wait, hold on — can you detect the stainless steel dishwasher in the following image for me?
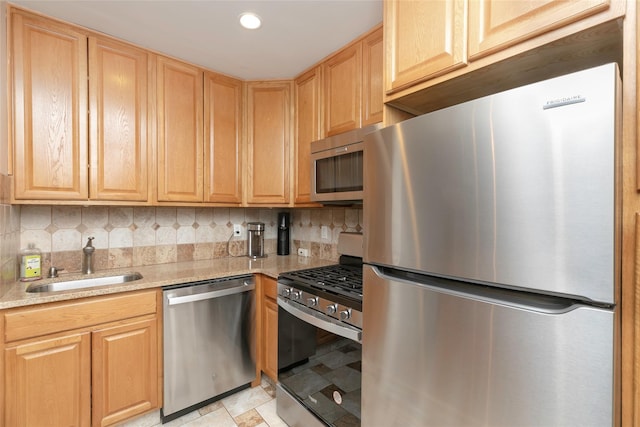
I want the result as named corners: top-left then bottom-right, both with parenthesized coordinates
top-left (161, 275), bottom-right (256, 423)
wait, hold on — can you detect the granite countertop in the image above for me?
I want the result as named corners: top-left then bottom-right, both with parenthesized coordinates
top-left (0, 255), bottom-right (335, 310)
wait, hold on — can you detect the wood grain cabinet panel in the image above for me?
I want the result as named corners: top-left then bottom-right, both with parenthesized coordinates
top-left (156, 56), bottom-right (204, 202)
top-left (11, 11), bottom-right (88, 200)
top-left (11, 8), bottom-right (152, 203)
top-left (362, 26), bottom-right (383, 126)
top-left (204, 72), bottom-right (243, 204)
top-left (468, 0), bottom-right (612, 59)
top-left (92, 318), bottom-right (159, 427)
top-left (323, 43), bottom-right (362, 136)
top-left (4, 333), bottom-right (91, 426)
top-left (89, 37), bottom-right (149, 201)
top-left (294, 66), bottom-right (322, 205)
top-left (385, 0), bottom-right (467, 94)
top-left (261, 276), bottom-right (279, 381)
top-left (246, 81), bottom-right (292, 205)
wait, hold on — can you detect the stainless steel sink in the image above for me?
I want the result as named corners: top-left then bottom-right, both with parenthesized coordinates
top-left (26, 272), bottom-right (143, 293)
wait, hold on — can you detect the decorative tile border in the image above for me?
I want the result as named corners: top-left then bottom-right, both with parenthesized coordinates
top-left (15, 206), bottom-right (363, 274)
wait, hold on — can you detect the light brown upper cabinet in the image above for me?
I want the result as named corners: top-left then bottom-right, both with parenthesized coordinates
top-left (323, 43), bottom-right (362, 136)
top-left (204, 72), bottom-right (243, 204)
top-left (156, 56), bottom-right (204, 203)
top-left (89, 37), bottom-right (149, 201)
top-left (12, 11), bottom-right (89, 200)
top-left (323, 25), bottom-right (383, 136)
top-left (385, 0), bottom-right (625, 106)
top-left (385, 0), bottom-right (467, 95)
top-left (246, 81), bottom-right (292, 205)
top-left (468, 0), bottom-right (613, 59)
top-left (156, 59), bottom-right (244, 205)
top-left (294, 66), bottom-right (322, 205)
top-left (11, 8), bottom-right (150, 203)
top-left (362, 27), bottom-right (384, 126)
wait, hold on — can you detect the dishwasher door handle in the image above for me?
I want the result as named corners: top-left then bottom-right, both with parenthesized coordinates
top-left (167, 281), bottom-right (255, 306)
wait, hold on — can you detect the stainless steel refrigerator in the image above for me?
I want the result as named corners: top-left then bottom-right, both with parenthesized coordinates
top-left (362, 63), bottom-right (620, 427)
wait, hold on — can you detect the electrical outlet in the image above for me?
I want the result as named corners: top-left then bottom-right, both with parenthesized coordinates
top-left (233, 224), bottom-right (242, 236)
top-left (321, 225), bottom-right (329, 239)
top-left (298, 248), bottom-right (309, 257)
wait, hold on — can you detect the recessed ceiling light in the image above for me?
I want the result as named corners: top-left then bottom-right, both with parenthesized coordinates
top-left (239, 12), bottom-right (262, 30)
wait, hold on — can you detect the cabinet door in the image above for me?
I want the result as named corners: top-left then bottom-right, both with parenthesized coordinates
top-left (204, 72), bottom-right (242, 204)
top-left (156, 56), bottom-right (204, 202)
top-left (324, 43), bottom-right (362, 136)
top-left (468, 0), bottom-right (611, 59)
top-left (5, 333), bottom-right (91, 426)
top-left (262, 276), bottom-right (279, 381)
top-left (294, 67), bottom-right (322, 205)
top-left (246, 81), bottom-right (292, 205)
top-left (385, 0), bottom-right (466, 94)
top-left (89, 37), bottom-right (149, 201)
top-left (362, 26), bottom-right (383, 126)
top-left (12, 11), bottom-right (88, 200)
top-left (92, 318), bottom-right (159, 427)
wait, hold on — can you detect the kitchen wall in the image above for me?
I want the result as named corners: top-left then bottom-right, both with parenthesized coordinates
top-left (17, 206), bottom-right (362, 274)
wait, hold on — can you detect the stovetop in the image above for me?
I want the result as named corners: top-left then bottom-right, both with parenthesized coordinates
top-left (279, 260), bottom-right (363, 301)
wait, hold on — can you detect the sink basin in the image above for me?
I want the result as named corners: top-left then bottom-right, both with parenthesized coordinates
top-left (26, 272), bottom-right (143, 293)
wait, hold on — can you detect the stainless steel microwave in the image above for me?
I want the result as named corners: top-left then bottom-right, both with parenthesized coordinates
top-left (311, 123), bottom-right (383, 203)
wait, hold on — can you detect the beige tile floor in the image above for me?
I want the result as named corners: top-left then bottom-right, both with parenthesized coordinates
top-left (120, 377), bottom-right (287, 427)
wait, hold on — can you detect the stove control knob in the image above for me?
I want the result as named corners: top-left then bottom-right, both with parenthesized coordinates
top-left (306, 297), bottom-right (319, 307)
top-left (281, 288), bottom-right (291, 298)
top-left (291, 290), bottom-right (302, 300)
top-left (326, 304), bottom-right (337, 315)
top-left (339, 309), bottom-right (352, 321)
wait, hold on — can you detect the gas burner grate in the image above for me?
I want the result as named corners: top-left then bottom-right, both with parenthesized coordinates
top-left (282, 265), bottom-right (363, 298)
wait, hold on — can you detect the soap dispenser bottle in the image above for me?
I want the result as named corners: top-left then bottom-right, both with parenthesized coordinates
top-left (19, 243), bottom-right (42, 282)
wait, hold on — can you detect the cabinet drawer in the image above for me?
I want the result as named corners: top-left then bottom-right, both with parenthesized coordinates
top-left (263, 277), bottom-right (278, 300)
top-left (4, 291), bottom-right (157, 343)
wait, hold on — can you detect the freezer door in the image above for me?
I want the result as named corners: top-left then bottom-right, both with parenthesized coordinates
top-left (362, 265), bottom-right (617, 427)
top-left (364, 63), bottom-right (620, 304)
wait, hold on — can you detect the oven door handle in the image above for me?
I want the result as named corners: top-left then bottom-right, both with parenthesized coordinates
top-left (278, 297), bottom-right (362, 343)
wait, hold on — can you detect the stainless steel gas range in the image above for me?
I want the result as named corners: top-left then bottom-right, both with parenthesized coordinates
top-left (276, 233), bottom-right (363, 427)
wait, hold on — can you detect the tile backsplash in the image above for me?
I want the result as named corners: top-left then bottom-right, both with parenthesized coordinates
top-left (18, 205), bottom-right (363, 274)
top-left (1, 174), bottom-right (20, 294)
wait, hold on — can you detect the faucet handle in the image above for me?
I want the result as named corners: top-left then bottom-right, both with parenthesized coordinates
top-left (84, 237), bottom-right (95, 253)
top-left (47, 266), bottom-right (64, 278)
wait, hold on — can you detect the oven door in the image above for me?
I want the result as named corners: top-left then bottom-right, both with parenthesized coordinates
top-left (276, 296), bottom-right (362, 427)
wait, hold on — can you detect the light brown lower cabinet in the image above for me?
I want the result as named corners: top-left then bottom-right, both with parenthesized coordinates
top-left (261, 275), bottom-right (279, 381)
top-left (5, 332), bottom-right (92, 426)
top-left (2, 290), bottom-right (160, 427)
top-left (92, 318), bottom-right (159, 426)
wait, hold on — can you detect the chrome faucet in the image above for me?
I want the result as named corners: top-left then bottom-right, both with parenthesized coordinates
top-left (82, 237), bottom-right (95, 274)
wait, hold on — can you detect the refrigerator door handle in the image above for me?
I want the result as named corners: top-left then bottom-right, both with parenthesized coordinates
top-left (367, 264), bottom-right (611, 315)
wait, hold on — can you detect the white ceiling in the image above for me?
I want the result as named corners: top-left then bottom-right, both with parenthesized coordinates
top-left (10, 0), bottom-right (383, 80)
